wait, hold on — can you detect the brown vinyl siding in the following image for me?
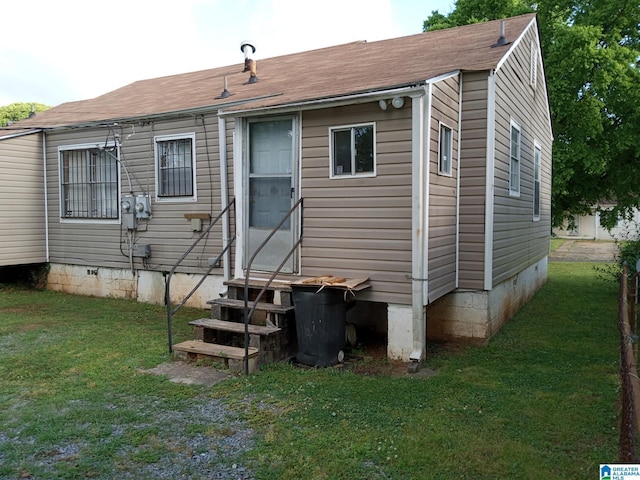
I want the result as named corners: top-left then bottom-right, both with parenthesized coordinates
top-left (458, 71), bottom-right (489, 289)
top-left (492, 25), bottom-right (552, 286)
top-left (300, 102), bottom-right (413, 305)
top-left (45, 114), bottom-right (227, 274)
top-left (428, 75), bottom-right (460, 302)
top-left (0, 132), bottom-right (46, 266)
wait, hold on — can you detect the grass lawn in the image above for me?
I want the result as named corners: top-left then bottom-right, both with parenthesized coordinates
top-left (550, 237), bottom-right (565, 251)
top-left (0, 262), bottom-right (622, 479)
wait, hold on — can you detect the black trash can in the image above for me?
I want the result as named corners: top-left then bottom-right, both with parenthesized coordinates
top-left (291, 285), bottom-right (347, 367)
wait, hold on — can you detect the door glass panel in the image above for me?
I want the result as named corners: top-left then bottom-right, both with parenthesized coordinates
top-left (249, 177), bottom-right (291, 229)
top-left (250, 120), bottom-right (292, 175)
top-left (246, 117), bottom-right (296, 273)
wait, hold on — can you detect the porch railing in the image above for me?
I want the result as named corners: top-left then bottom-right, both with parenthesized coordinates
top-left (243, 197), bottom-right (304, 375)
top-left (166, 198), bottom-right (236, 353)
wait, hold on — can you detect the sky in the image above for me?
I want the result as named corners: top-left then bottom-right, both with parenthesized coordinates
top-left (1, 0), bottom-right (455, 107)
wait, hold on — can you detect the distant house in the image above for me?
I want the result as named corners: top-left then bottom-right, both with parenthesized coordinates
top-left (0, 13), bottom-right (552, 363)
top-left (553, 204), bottom-right (640, 241)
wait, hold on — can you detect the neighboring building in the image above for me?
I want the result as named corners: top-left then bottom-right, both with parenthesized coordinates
top-left (0, 14), bottom-right (552, 363)
top-left (553, 205), bottom-right (640, 241)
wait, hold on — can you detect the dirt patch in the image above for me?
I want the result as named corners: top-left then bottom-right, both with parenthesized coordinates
top-left (141, 361), bottom-right (233, 386)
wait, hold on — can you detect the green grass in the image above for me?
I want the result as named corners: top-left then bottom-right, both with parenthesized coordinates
top-left (550, 237), bottom-right (565, 251)
top-left (0, 263), bottom-right (623, 479)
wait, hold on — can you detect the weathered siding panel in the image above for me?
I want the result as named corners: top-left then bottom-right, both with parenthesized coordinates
top-left (492, 24), bottom-right (553, 286)
top-left (300, 102), bottom-right (413, 304)
top-left (428, 75), bottom-right (459, 302)
top-left (458, 71), bottom-right (489, 289)
top-left (0, 132), bottom-right (46, 266)
top-left (45, 114), bottom-right (228, 275)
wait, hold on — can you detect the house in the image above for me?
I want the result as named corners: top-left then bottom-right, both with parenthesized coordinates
top-left (0, 13), bottom-right (552, 366)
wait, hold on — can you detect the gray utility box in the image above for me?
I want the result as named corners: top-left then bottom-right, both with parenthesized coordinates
top-left (133, 244), bottom-right (151, 258)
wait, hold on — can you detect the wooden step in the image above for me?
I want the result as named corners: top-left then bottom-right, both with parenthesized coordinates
top-left (173, 340), bottom-right (258, 373)
top-left (206, 298), bottom-right (294, 314)
top-left (188, 318), bottom-right (281, 336)
top-left (225, 277), bottom-right (293, 291)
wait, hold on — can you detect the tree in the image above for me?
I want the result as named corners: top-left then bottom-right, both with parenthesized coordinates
top-left (0, 102), bottom-right (50, 127)
top-left (424, 0), bottom-right (640, 228)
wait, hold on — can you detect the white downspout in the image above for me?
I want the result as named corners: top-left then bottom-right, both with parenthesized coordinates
top-left (484, 71), bottom-right (496, 291)
top-left (410, 90), bottom-right (428, 363)
top-left (42, 132), bottom-right (50, 262)
top-left (217, 113), bottom-right (231, 282)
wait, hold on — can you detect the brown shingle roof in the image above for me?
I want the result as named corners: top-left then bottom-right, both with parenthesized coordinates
top-left (6, 14), bottom-right (535, 130)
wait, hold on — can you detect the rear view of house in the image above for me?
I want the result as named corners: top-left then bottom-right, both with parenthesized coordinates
top-left (0, 14), bottom-right (552, 369)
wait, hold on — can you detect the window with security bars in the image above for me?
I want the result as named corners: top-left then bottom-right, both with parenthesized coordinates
top-left (60, 147), bottom-right (119, 219)
top-left (156, 135), bottom-right (195, 198)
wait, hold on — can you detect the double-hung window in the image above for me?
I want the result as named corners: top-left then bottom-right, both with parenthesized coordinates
top-left (533, 141), bottom-right (541, 220)
top-left (59, 144), bottom-right (119, 220)
top-left (438, 123), bottom-right (453, 176)
top-left (509, 120), bottom-right (521, 196)
top-left (330, 123), bottom-right (375, 178)
top-left (155, 133), bottom-right (196, 200)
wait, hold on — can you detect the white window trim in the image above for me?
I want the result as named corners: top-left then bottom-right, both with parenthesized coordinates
top-left (530, 40), bottom-right (538, 89)
top-left (58, 142), bottom-right (121, 224)
top-left (509, 119), bottom-right (521, 197)
top-left (438, 121), bottom-right (453, 176)
top-left (533, 140), bottom-right (541, 221)
top-left (154, 132), bottom-right (197, 202)
top-left (329, 122), bottom-right (377, 179)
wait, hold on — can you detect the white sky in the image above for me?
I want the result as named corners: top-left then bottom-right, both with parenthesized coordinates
top-left (1, 0), bottom-right (454, 107)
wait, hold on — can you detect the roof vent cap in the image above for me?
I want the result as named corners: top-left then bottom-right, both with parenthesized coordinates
top-left (240, 41), bottom-right (258, 83)
top-left (492, 20), bottom-right (511, 48)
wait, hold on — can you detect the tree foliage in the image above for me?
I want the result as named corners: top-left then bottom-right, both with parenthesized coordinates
top-left (0, 102), bottom-right (50, 127)
top-left (424, 0), bottom-right (640, 228)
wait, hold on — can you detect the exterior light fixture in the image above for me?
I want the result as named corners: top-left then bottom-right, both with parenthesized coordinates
top-left (391, 96), bottom-right (405, 109)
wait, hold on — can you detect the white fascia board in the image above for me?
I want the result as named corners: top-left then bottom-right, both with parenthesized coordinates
top-left (0, 128), bottom-right (42, 140)
top-left (425, 70), bottom-right (461, 85)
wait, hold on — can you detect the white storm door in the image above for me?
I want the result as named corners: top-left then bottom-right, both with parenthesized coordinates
top-left (245, 117), bottom-right (297, 273)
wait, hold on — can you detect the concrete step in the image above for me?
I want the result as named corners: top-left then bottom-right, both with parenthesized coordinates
top-left (173, 340), bottom-right (258, 373)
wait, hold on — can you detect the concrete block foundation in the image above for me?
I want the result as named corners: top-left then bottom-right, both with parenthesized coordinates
top-left (47, 263), bottom-right (224, 309)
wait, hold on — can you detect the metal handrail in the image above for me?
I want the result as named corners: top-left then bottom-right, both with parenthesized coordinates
top-left (166, 198), bottom-right (236, 353)
top-left (243, 197), bottom-right (304, 374)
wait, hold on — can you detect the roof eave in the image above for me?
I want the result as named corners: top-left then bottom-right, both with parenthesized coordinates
top-left (219, 82), bottom-right (428, 118)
